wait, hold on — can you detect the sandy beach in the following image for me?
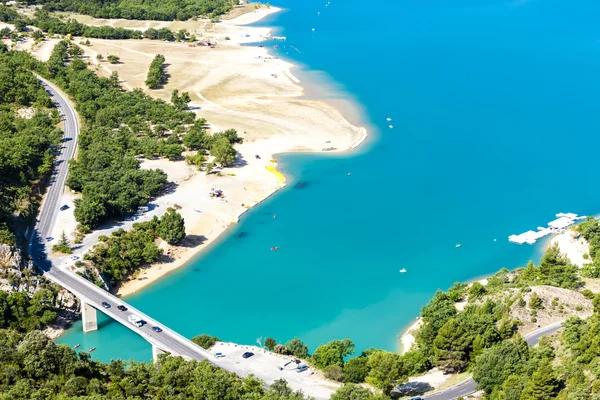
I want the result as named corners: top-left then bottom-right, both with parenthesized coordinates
top-left (35, 6), bottom-right (367, 297)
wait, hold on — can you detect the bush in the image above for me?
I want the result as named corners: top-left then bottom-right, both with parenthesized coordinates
top-left (581, 289), bottom-right (595, 299)
top-left (529, 292), bottom-right (543, 309)
top-left (106, 55), bottom-right (120, 64)
top-left (191, 334), bottom-right (219, 349)
top-left (273, 344), bottom-right (288, 355)
top-left (324, 365), bottom-right (345, 382)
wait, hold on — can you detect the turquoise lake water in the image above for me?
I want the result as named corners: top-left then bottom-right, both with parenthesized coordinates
top-left (59, 0), bottom-right (600, 363)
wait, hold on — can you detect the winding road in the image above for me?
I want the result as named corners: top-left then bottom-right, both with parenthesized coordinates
top-left (424, 321), bottom-right (564, 399)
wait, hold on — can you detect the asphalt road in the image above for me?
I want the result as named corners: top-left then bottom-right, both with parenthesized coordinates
top-left (424, 321), bottom-right (564, 400)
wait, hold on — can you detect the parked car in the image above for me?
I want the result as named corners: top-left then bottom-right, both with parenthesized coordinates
top-left (152, 326), bottom-right (163, 333)
top-left (409, 397), bottom-right (423, 400)
top-left (59, 205), bottom-right (69, 211)
top-left (45, 236), bottom-right (53, 241)
top-left (242, 352), bottom-right (254, 359)
top-left (71, 256), bottom-right (79, 260)
top-left (117, 305), bottom-right (127, 311)
top-left (101, 301), bottom-right (111, 309)
top-left (295, 364), bottom-right (309, 373)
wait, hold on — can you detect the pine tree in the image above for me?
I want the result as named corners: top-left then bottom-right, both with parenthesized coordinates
top-left (158, 208), bottom-right (186, 245)
top-left (520, 360), bottom-right (558, 400)
top-left (433, 318), bottom-right (470, 373)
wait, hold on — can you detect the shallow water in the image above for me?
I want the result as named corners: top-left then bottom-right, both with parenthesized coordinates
top-left (59, 0), bottom-right (600, 361)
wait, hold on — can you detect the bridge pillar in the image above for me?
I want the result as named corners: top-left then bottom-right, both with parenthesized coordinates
top-left (81, 301), bottom-right (98, 332)
top-left (152, 343), bottom-right (167, 363)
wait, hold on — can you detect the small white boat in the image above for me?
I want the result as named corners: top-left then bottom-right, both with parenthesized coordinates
top-left (399, 268), bottom-right (407, 273)
top-left (389, 125), bottom-right (393, 129)
top-left (386, 117), bottom-right (392, 121)
top-left (455, 244), bottom-right (461, 248)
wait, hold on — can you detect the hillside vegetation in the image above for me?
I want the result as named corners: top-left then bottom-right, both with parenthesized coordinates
top-left (0, 42), bottom-right (61, 244)
top-left (32, 0), bottom-right (234, 21)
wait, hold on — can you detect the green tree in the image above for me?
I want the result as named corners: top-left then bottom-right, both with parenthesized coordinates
top-left (264, 337), bottom-right (276, 351)
top-left (472, 338), bottom-right (529, 394)
top-left (469, 281), bottom-right (486, 299)
top-left (285, 338), bottom-right (309, 359)
top-left (106, 54), bottom-right (120, 64)
top-left (145, 54), bottom-right (166, 89)
top-left (210, 136), bottom-right (236, 166)
top-left (433, 318), bottom-right (471, 373)
top-left (96, 53), bottom-right (103, 61)
top-left (171, 88), bottom-right (191, 110)
top-left (312, 339), bottom-right (355, 369)
top-left (520, 359), bottom-right (559, 400)
top-left (365, 350), bottom-right (406, 394)
top-left (330, 383), bottom-right (376, 400)
top-left (158, 208), bottom-right (186, 244)
top-left (343, 356), bottom-right (369, 383)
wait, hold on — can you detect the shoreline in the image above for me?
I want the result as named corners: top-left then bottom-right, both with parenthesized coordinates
top-left (398, 224), bottom-right (594, 353)
top-left (96, 7), bottom-right (370, 298)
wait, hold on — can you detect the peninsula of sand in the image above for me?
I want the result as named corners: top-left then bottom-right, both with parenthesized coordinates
top-left (17, 5), bottom-right (367, 297)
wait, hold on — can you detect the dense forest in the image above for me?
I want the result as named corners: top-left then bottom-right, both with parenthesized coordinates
top-left (31, 0), bottom-right (234, 21)
top-left (0, 42), bottom-right (61, 244)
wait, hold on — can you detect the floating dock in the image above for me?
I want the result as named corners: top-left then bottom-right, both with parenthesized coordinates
top-left (508, 213), bottom-right (586, 245)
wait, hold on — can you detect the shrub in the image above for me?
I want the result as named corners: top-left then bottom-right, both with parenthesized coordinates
top-left (324, 365), bottom-right (345, 382)
top-left (191, 334), bottom-right (219, 349)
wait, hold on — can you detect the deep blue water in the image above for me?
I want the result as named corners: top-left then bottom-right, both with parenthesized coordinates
top-left (59, 0), bottom-right (600, 362)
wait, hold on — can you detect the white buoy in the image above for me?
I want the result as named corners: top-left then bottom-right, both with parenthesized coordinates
top-left (312, 28), bottom-right (315, 31)
top-left (389, 125), bottom-right (393, 129)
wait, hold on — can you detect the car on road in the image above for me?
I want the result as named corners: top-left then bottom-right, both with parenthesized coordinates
top-left (242, 352), bottom-right (254, 359)
top-left (71, 256), bottom-right (79, 260)
top-left (295, 364), bottom-right (309, 373)
top-left (152, 326), bottom-right (163, 333)
top-left (59, 205), bottom-right (69, 211)
top-left (117, 305), bottom-right (127, 311)
top-left (409, 397), bottom-right (423, 400)
top-left (45, 237), bottom-right (53, 241)
top-left (101, 301), bottom-right (111, 309)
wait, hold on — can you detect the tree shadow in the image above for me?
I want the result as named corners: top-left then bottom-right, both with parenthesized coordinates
top-left (230, 152), bottom-right (247, 168)
top-left (391, 381), bottom-right (434, 398)
top-left (178, 234), bottom-right (207, 248)
top-left (160, 182), bottom-right (178, 196)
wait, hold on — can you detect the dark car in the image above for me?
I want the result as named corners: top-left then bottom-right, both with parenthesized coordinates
top-left (295, 364), bottom-right (309, 373)
top-left (409, 397), bottom-right (423, 400)
top-left (152, 326), bottom-right (163, 333)
top-left (101, 301), bottom-right (111, 309)
top-left (45, 236), bottom-right (53, 241)
top-left (59, 205), bottom-right (69, 211)
top-left (242, 352), bottom-right (254, 359)
top-left (117, 305), bottom-right (127, 311)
